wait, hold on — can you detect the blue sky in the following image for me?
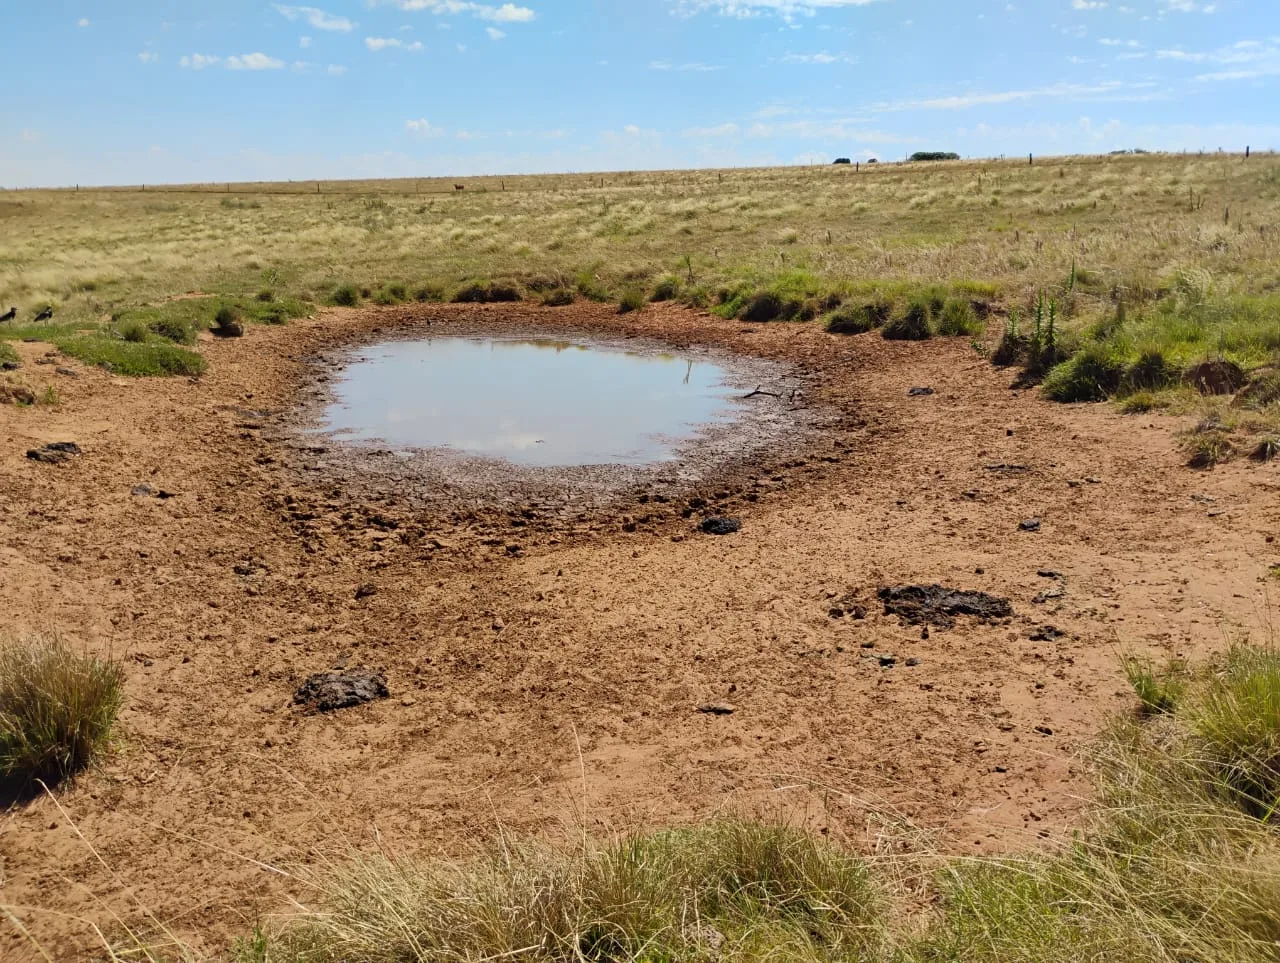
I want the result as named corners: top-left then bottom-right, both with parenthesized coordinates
top-left (4, 0), bottom-right (1279, 186)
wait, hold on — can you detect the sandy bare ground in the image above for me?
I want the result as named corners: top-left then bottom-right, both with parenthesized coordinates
top-left (2, 303), bottom-right (1277, 960)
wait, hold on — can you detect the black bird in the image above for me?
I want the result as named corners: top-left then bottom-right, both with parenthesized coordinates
top-left (0, 307), bottom-right (15, 323)
top-left (33, 306), bottom-right (53, 323)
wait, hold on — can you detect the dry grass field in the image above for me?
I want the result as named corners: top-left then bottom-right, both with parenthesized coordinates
top-left (2, 153), bottom-right (1280, 961)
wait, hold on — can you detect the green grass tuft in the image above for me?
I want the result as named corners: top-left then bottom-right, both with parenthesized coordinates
top-left (0, 635), bottom-right (124, 792)
top-left (935, 298), bottom-right (984, 337)
top-left (58, 335), bottom-right (207, 377)
top-left (330, 283), bottom-right (360, 307)
top-left (882, 298), bottom-right (933, 341)
top-left (1042, 343), bottom-right (1125, 402)
top-left (617, 288), bottom-right (646, 314)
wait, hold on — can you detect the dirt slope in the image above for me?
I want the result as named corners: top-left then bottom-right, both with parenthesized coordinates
top-left (2, 303), bottom-right (1277, 960)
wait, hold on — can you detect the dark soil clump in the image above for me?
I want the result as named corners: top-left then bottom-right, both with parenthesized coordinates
top-left (699, 517), bottom-right (742, 536)
top-left (878, 584), bottom-right (1013, 628)
top-left (294, 669), bottom-right (389, 712)
top-left (26, 442), bottom-right (82, 464)
top-left (1185, 359), bottom-right (1246, 396)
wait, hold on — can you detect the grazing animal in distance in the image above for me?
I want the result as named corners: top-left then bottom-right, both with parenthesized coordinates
top-left (454, 184), bottom-right (465, 191)
top-left (33, 306), bottom-right (54, 323)
top-left (0, 307), bottom-right (15, 323)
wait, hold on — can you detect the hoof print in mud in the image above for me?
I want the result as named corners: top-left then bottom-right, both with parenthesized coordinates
top-left (294, 669), bottom-right (389, 712)
top-left (877, 584), bottom-right (1013, 628)
top-left (699, 517), bottom-right (741, 536)
top-left (26, 441), bottom-right (82, 464)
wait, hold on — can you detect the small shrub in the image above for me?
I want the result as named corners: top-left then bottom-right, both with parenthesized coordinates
top-left (936, 298), bottom-right (983, 337)
top-left (575, 270), bottom-right (611, 302)
top-left (0, 636), bottom-right (124, 790)
top-left (1042, 343), bottom-right (1124, 402)
top-left (1120, 391), bottom-right (1163, 414)
top-left (1185, 430), bottom-right (1234, 469)
top-left (331, 283), bottom-right (360, 307)
top-left (255, 289), bottom-right (275, 303)
top-left (882, 299), bottom-right (933, 341)
top-left (910, 151), bottom-right (961, 161)
top-left (374, 283), bottom-right (408, 306)
top-left (118, 318), bottom-right (150, 343)
top-left (359, 286), bottom-right (372, 299)
top-left (618, 288), bottom-right (645, 314)
top-left (740, 291), bottom-right (802, 323)
top-left (1252, 439), bottom-right (1279, 463)
top-left (1236, 371), bottom-right (1280, 410)
top-left (213, 304), bottom-right (241, 330)
top-left (650, 276), bottom-right (680, 302)
top-left (413, 283), bottom-right (446, 303)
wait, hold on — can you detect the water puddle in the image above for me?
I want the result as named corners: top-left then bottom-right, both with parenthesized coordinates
top-left (317, 337), bottom-right (742, 467)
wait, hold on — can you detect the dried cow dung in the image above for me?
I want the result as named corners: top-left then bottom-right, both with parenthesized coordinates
top-left (878, 584), bottom-right (1013, 628)
top-left (294, 669), bottom-right (389, 712)
top-left (699, 517), bottom-right (742, 536)
top-left (26, 441), bottom-right (82, 464)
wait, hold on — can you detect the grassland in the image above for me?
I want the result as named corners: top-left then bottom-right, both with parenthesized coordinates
top-left (2, 152), bottom-right (1277, 452)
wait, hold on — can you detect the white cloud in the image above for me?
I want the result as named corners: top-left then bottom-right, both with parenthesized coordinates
top-left (684, 122), bottom-right (741, 137)
top-left (138, 51), bottom-right (159, 63)
top-left (300, 36), bottom-right (313, 48)
top-left (1099, 37), bottom-right (1141, 47)
top-left (1165, 0), bottom-right (1216, 11)
top-left (365, 36), bottom-right (424, 51)
top-left (226, 52), bottom-right (286, 70)
top-left (779, 50), bottom-right (855, 63)
top-left (649, 60), bottom-right (724, 71)
top-left (486, 26), bottom-right (506, 38)
top-left (381, 1), bottom-right (535, 23)
top-left (272, 5), bottom-right (354, 31)
top-left (20, 129), bottom-right (40, 143)
top-left (873, 80), bottom-right (1160, 111)
top-left (1071, 0), bottom-right (1106, 8)
top-left (77, 17), bottom-right (90, 27)
top-left (672, 0), bottom-right (883, 20)
top-left (179, 54), bottom-right (222, 69)
top-left (406, 118), bottom-right (444, 136)
top-left (327, 63), bottom-right (348, 75)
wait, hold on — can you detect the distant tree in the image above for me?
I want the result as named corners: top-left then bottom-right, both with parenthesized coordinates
top-left (833, 157), bottom-right (852, 165)
top-left (910, 151), bottom-right (961, 162)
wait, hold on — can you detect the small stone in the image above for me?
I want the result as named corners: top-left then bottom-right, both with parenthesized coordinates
top-left (54, 366), bottom-right (79, 378)
top-left (878, 655), bottom-right (898, 667)
top-left (1034, 725), bottom-right (1054, 737)
top-left (1019, 519), bottom-right (1042, 533)
top-left (354, 583), bottom-right (377, 600)
top-left (131, 483), bottom-right (156, 497)
top-left (1037, 569), bottom-right (1063, 579)
top-left (908, 386), bottom-right (935, 397)
top-left (906, 657), bottom-right (921, 667)
top-left (994, 765), bottom-right (1009, 774)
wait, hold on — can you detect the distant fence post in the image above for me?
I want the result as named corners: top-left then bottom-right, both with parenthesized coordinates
top-left (1029, 153), bottom-right (1034, 166)
top-left (1246, 145), bottom-right (1251, 159)
top-left (316, 182), bottom-right (321, 194)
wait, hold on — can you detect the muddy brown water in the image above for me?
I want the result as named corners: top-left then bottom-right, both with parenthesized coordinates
top-left (316, 336), bottom-right (741, 467)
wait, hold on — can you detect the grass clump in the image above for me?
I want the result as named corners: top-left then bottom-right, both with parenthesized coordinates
top-left (330, 283), bottom-right (360, 307)
top-left (542, 288), bottom-right (575, 307)
top-left (1123, 656), bottom-right (1187, 716)
top-left (882, 298), bottom-right (933, 341)
top-left (935, 297), bottom-right (984, 337)
top-left (453, 281), bottom-right (523, 304)
top-left (240, 819), bottom-right (884, 962)
top-left (413, 283), bottom-right (446, 303)
top-left (617, 288), bottom-right (646, 314)
top-left (0, 635), bottom-right (124, 792)
top-left (0, 341), bottom-right (21, 366)
top-left (374, 282), bottom-right (409, 305)
top-left (58, 334), bottom-right (206, 377)
top-left (825, 302), bottom-right (888, 335)
top-left (650, 275), bottom-right (680, 302)
top-left (1042, 342), bottom-right (1125, 402)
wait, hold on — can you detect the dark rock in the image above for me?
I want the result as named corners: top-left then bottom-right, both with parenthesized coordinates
top-left (1019, 519), bottom-right (1042, 532)
top-left (878, 584), bottom-right (1013, 628)
top-left (54, 367), bottom-right (79, 378)
top-left (294, 669), bottom-right (389, 712)
top-left (1037, 569), bottom-right (1063, 579)
top-left (0, 360), bottom-right (20, 371)
top-left (699, 517), bottom-right (741, 536)
top-left (26, 442), bottom-right (81, 464)
top-left (908, 386), bottom-right (935, 397)
top-left (850, 605), bottom-right (867, 620)
top-left (131, 483), bottom-right (156, 497)
top-left (984, 463), bottom-right (1030, 473)
top-left (354, 583), bottom-right (378, 601)
top-left (906, 658), bottom-right (921, 667)
top-left (1034, 725), bottom-right (1054, 737)
top-left (211, 320), bottom-right (245, 339)
top-left (878, 655), bottom-right (898, 667)
top-left (696, 703), bottom-right (735, 715)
